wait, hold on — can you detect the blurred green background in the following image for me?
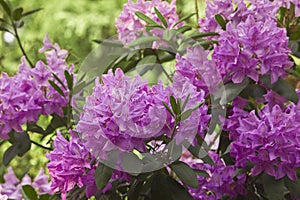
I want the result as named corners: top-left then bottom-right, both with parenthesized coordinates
top-left (0, 0), bottom-right (205, 181)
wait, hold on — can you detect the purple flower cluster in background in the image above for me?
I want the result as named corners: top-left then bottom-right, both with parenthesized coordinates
top-left (0, 167), bottom-right (52, 200)
top-left (0, 35), bottom-right (75, 139)
top-left (228, 103), bottom-right (300, 180)
top-left (213, 15), bottom-right (292, 83)
top-left (116, 0), bottom-right (182, 45)
top-left (188, 152), bottom-right (246, 200)
top-left (46, 131), bottom-right (91, 200)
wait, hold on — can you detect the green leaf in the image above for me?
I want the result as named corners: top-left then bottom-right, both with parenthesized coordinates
top-left (194, 169), bottom-right (209, 178)
top-left (135, 11), bottom-right (160, 26)
top-left (172, 13), bottom-right (196, 28)
top-left (64, 70), bottom-right (73, 91)
top-left (0, 26), bottom-right (12, 34)
top-left (175, 25), bottom-right (192, 34)
top-left (163, 101), bottom-right (175, 117)
top-left (170, 96), bottom-right (179, 115)
top-left (170, 161), bottom-right (199, 188)
top-left (214, 78), bottom-right (249, 105)
top-left (48, 80), bottom-right (65, 97)
top-left (154, 7), bottom-right (168, 28)
top-left (27, 123), bottom-right (46, 135)
top-left (136, 55), bottom-right (157, 76)
top-left (73, 81), bottom-right (86, 95)
top-left (3, 145), bottom-right (18, 166)
top-left (12, 7), bottom-right (23, 21)
top-left (181, 93), bottom-right (190, 111)
top-left (260, 76), bottom-right (299, 104)
top-left (214, 14), bottom-right (227, 30)
top-left (163, 29), bottom-right (176, 41)
top-left (121, 152), bottom-right (143, 175)
top-left (22, 8), bottom-right (42, 17)
top-left (127, 36), bottom-right (161, 48)
top-left (95, 163), bottom-right (114, 191)
top-left (39, 194), bottom-right (50, 200)
top-left (262, 173), bottom-right (287, 200)
top-left (0, 0), bottom-right (11, 15)
top-left (52, 73), bottom-right (66, 90)
top-left (4, 131), bottom-right (32, 165)
top-left (180, 109), bottom-right (193, 121)
top-left (284, 176), bottom-right (300, 198)
top-left (190, 32), bottom-right (219, 39)
top-left (21, 185), bottom-right (38, 200)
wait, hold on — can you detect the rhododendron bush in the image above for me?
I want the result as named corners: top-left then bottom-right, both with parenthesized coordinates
top-left (0, 0), bottom-right (300, 199)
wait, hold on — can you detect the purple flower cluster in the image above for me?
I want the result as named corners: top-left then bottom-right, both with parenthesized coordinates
top-left (0, 167), bottom-right (52, 200)
top-left (199, 0), bottom-right (288, 35)
top-left (188, 152), bottom-right (246, 200)
top-left (77, 68), bottom-right (168, 159)
top-left (46, 131), bottom-right (91, 200)
top-left (116, 0), bottom-right (182, 45)
top-left (175, 46), bottom-right (221, 95)
top-left (229, 103), bottom-right (300, 180)
top-left (0, 35), bottom-right (74, 139)
top-left (213, 15), bottom-right (293, 83)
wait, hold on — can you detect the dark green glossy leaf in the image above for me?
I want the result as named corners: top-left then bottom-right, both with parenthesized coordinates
top-left (21, 185), bottom-right (38, 200)
top-left (64, 70), bottom-right (73, 91)
top-left (3, 145), bottom-right (18, 166)
top-left (284, 176), bottom-right (300, 198)
top-left (170, 161), bottom-right (199, 188)
top-left (151, 173), bottom-right (194, 200)
top-left (12, 7), bottom-right (23, 21)
top-left (215, 14), bottom-right (227, 30)
top-left (95, 163), bottom-right (114, 190)
top-left (48, 80), bottom-right (65, 97)
top-left (22, 8), bottom-right (42, 17)
top-left (27, 123), bottom-right (46, 135)
top-left (194, 169), bottom-right (209, 177)
top-left (262, 173), bottom-right (286, 200)
top-left (135, 11), bottom-right (160, 26)
top-left (172, 13), bottom-right (196, 28)
top-left (260, 76), bottom-right (299, 104)
top-left (127, 36), bottom-right (161, 48)
top-left (154, 7), bottom-right (168, 28)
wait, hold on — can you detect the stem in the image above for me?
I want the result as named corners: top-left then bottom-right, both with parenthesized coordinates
top-left (195, 0), bottom-right (199, 23)
top-left (30, 139), bottom-right (53, 151)
top-left (8, 16), bottom-right (34, 68)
